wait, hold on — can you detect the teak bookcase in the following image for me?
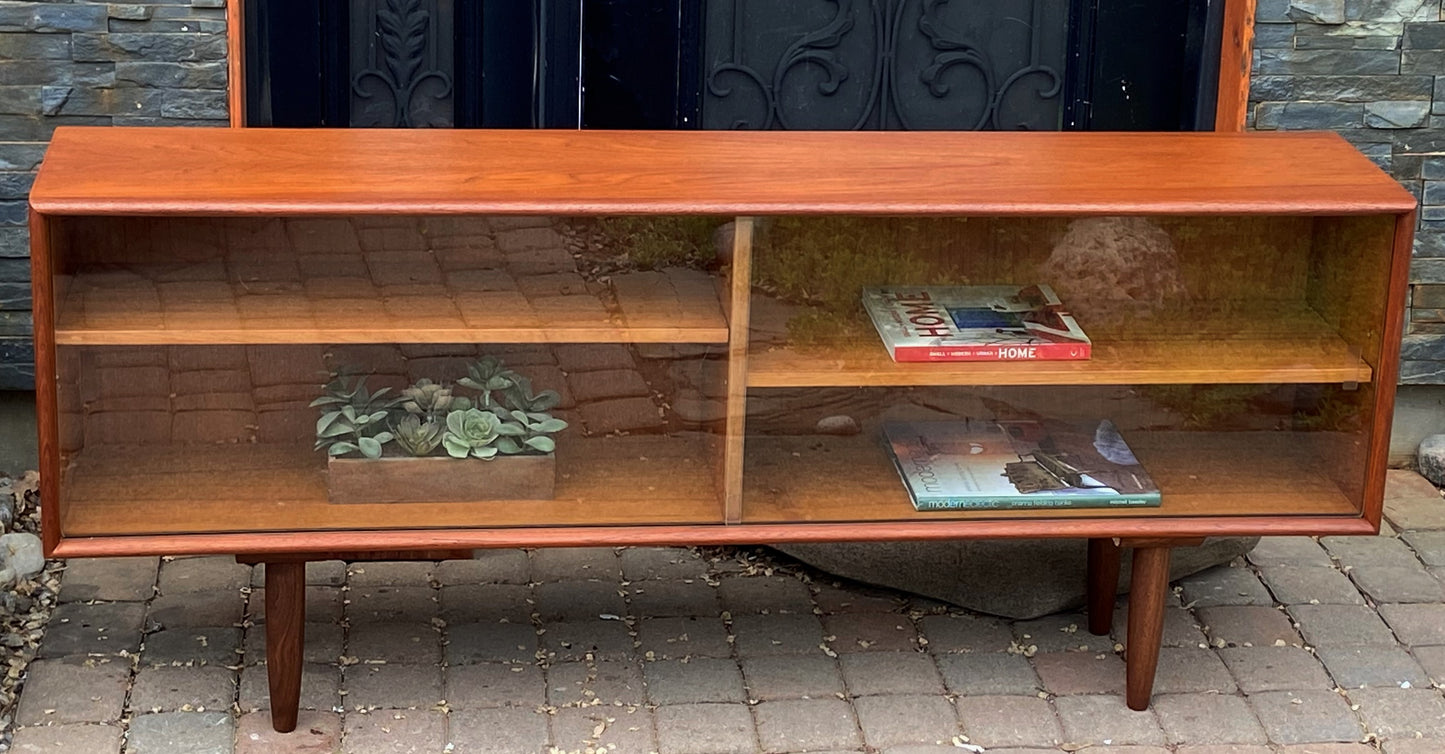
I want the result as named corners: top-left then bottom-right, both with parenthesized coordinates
top-left (28, 127), bottom-right (1417, 732)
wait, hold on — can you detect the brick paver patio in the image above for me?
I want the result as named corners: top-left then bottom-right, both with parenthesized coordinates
top-left (8, 469), bottom-right (1445, 753)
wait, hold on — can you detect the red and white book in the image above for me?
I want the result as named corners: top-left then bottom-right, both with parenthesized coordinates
top-left (862, 285), bottom-right (1091, 363)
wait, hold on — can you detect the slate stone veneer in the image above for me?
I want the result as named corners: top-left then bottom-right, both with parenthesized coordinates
top-left (0, 0), bottom-right (228, 388)
top-left (0, 0), bottom-right (1444, 387)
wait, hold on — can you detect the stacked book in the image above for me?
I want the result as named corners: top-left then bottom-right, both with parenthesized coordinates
top-left (863, 284), bottom-right (1090, 362)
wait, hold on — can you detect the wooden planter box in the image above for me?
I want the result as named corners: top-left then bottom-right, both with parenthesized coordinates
top-left (326, 454), bottom-right (556, 504)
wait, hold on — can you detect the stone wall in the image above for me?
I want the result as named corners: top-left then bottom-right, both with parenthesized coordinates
top-left (1249, 0), bottom-right (1445, 381)
top-left (0, 0), bottom-right (228, 388)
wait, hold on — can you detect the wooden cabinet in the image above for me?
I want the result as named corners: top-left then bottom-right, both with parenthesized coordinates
top-left (28, 127), bottom-right (1416, 730)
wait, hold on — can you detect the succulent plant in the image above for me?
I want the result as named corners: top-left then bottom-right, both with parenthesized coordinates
top-left (484, 406), bottom-right (567, 455)
top-left (457, 356), bottom-right (515, 408)
top-left (392, 414), bottom-right (444, 456)
top-left (401, 378), bottom-right (454, 418)
top-left (443, 408), bottom-right (503, 459)
top-left (312, 374), bottom-right (399, 459)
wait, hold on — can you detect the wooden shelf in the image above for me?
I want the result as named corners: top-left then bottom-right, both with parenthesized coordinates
top-left (742, 431), bottom-right (1362, 523)
top-left (59, 436), bottom-right (722, 536)
top-left (748, 302), bottom-right (1373, 386)
top-left (54, 266), bottom-right (728, 345)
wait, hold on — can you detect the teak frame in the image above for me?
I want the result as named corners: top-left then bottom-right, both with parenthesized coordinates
top-left (29, 127), bottom-right (1414, 731)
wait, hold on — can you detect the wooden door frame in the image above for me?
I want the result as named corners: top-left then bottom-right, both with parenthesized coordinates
top-left (223, 1), bottom-right (1255, 128)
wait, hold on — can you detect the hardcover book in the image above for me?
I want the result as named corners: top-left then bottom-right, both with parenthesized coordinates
top-left (862, 285), bottom-right (1091, 362)
top-left (883, 419), bottom-right (1161, 511)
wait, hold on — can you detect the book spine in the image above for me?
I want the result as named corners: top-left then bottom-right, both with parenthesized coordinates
top-left (912, 495), bottom-right (1161, 511)
top-left (893, 342), bottom-right (1092, 362)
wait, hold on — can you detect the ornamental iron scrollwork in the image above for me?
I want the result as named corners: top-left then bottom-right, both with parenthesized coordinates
top-left (351, 0), bottom-right (455, 127)
top-left (703, 0), bottom-right (1065, 131)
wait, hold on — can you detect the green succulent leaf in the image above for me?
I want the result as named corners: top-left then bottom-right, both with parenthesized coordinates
top-left (309, 395), bottom-right (347, 407)
top-left (443, 435), bottom-right (470, 458)
top-left (457, 377), bottom-right (484, 391)
top-left (341, 405), bottom-right (357, 421)
top-left (373, 431), bottom-right (395, 445)
top-left (368, 410), bottom-right (388, 423)
top-left (329, 441), bottom-right (359, 456)
top-left (474, 446), bottom-right (498, 459)
top-left (358, 436), bottom-right (383, 459)
top-left (496, 422), bottom-right (526, 436)
top-left (524, 436), bottom-right (556, 453)
top-left (531, 418), bottom-right (568, 433)
top-left (494, 436), bottom-right (522, 454)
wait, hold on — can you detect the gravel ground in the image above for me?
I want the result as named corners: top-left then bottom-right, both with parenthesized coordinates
top-left (0, 472), bottom-right (62, 752)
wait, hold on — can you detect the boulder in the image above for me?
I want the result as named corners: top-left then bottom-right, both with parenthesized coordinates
top-left (775, 537), bottom-right (1259, 620)
top-left (0, 532), bottom-right (44, 580)
top-left (1418, 433), bottom-right (1445, 487)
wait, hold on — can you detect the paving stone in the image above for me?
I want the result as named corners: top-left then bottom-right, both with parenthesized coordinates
top-left (546, 659), bottom-right (646, 706)
top-left (1219, 646), bottom-right (1332, 692)
top-left (1401, 530), bottom-right (1445, 566)
top-left (550, 706), bottom-right (657, 754)
top-left (1052, 694), bottom-right (1166, 747)
top-left (1348, 687), bottom-right (1445, 739)
top-left (433, 549), bottom-right (530, 585)
top-left (39, 601), bottom-right (144, 657)
top-left (236, 663), bottom-right (340, 712)
top-left (341, 709), bottom-right (446, 754)
top-left (620, 546), bottom-right (710, 581)
top-left (1154, 693), bottom-right (1268, 745)
top-left (578, 396), bottom-right (666, 433)
top-left (1379, 603), bottom-right (1445, 645)
top-left (1383, 740), bottom-right (1445, 754)
top-left (918, 614), bottom-right (1015, 653)
top-left (15, 657), bottom-right (130, 725)
top-left (130, 665), bottom-right (236, 713)
top-left (936, 652), bottom-right (1041, 696)
top-left (541, 619), bottom-right (635, 662)
top-left (553, 344), bottom-right (636, 373)
top-left (654, 702), bottom-right (759, 754)
top-left (142, 626), bottom-right (243, 667)
top-left (150, 590), bottom-right (244, 629)
top-left (346, 585), bottom-right (437, 623)
top-left (1249, 537), bottom-right (1335, 567)
top-left (637, 616), bottom-right (732, 660)
top-left (445, 662), bottom-right (544, 709)
top-left (439, 583), bottom-right (532, 623)
top-left (347, 622), bottom-right (441, 664)
top-left (1317, 645), bottom-right (1431, 688)
top-left (1259, 566), bottom-right (1366, 605)
top-left (824, 612), bottom-right (920, 653)
top-left (247, 586), bottom-right (344, 624)
top-left (645, 657), bottom-right (747, 704)
top-left (1031, 651), bottom-right (1126, 695)
top-left (159, 556), bottom-right (251, 594)
top-left (733, 613), bottom-right (826, 656)
top-left (853, 694), bottom-right (961, 749)
top-left (840, 651), bottom-right (944, 696)
top-left (1322, 535), bottom-right (1422, 569)
top-left (1153, 648), bottom-right (1238, 694)
top-left (1412, 645), bottom-right (1445, 683)
top-left (126, 712), bottom-right (233, 754)
top-left (530, 546), bottom-right (621, 582)
top-left (717, 574), bottom-right (815, 615)
top-left (242, 623), bottom-right (343, 665)
top-left (1289, 604), bottom-right (1398, 646)
top-left (344, 663), bottom-right (443, 709)
top-left (626, 578), bottom-right (721, 617)
top-left (1176, 746), bottom-right (1274, 754)
top-left (1112, 604), bottom-right (1209, 649)
top-left (1351, 565), bottom-right (1445, 603)
top-left (955, 695), bottom-right (1061, 748)
top-left (445, 621), bottom-right (539, 664)
top-left (234, 710), bottom-right (340, 754)
top-left (812, 583), bottom-right (907, 614)
top-left (346, 561), bottom-right (434, 587)
top-left (1014, 612), bottom-right (1117, 653)
top-left (569, 368), bottom-right (651, 402)
top-left (753, 698), bottom-right (861, 752)
top-left (1383, 470), bottom-right (1445, 530)
top-left (1248, 690), bottom-right (1365, 745)
top-left (533, 579), bottom-right (628, 621)
top-left (58, 556), bottom-right (158, 602)
top-left (1197, 606), bottom-right (1302, 647)
top-left (9, 723), bottom-right (123, 753)
top-left (740, 653), bottom-right (846, 700)
top-left (1179, 565), bottom-right (1274, 607)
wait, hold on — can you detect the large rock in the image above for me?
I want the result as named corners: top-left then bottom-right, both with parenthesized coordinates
top-left (775, 537), bottom-right (1258, 620)
top-left (1418, 433), bottom-right (1445, 487)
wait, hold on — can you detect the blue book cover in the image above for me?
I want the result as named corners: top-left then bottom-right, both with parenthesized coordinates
top-left (883, 419), bottom-right (1162, 511)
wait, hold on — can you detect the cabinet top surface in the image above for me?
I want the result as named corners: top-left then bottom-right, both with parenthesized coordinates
top-left (29, 127), bottom-right (1416, 216)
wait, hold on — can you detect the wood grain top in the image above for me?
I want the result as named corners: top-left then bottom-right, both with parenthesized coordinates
top-left (30, 127), bottom-right (1416, 217)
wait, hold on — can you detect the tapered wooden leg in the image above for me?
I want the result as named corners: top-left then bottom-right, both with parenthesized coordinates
top-left (1087, 538), bottom-right (1122, 635)
top-left (265, 561), bottom-right (306, 733)
top-left (1125, 545), bottom-right (1171, 711)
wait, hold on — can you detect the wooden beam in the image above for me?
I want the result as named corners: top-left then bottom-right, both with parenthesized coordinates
top-left (1215, 0), bottom-right (1256, 132)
